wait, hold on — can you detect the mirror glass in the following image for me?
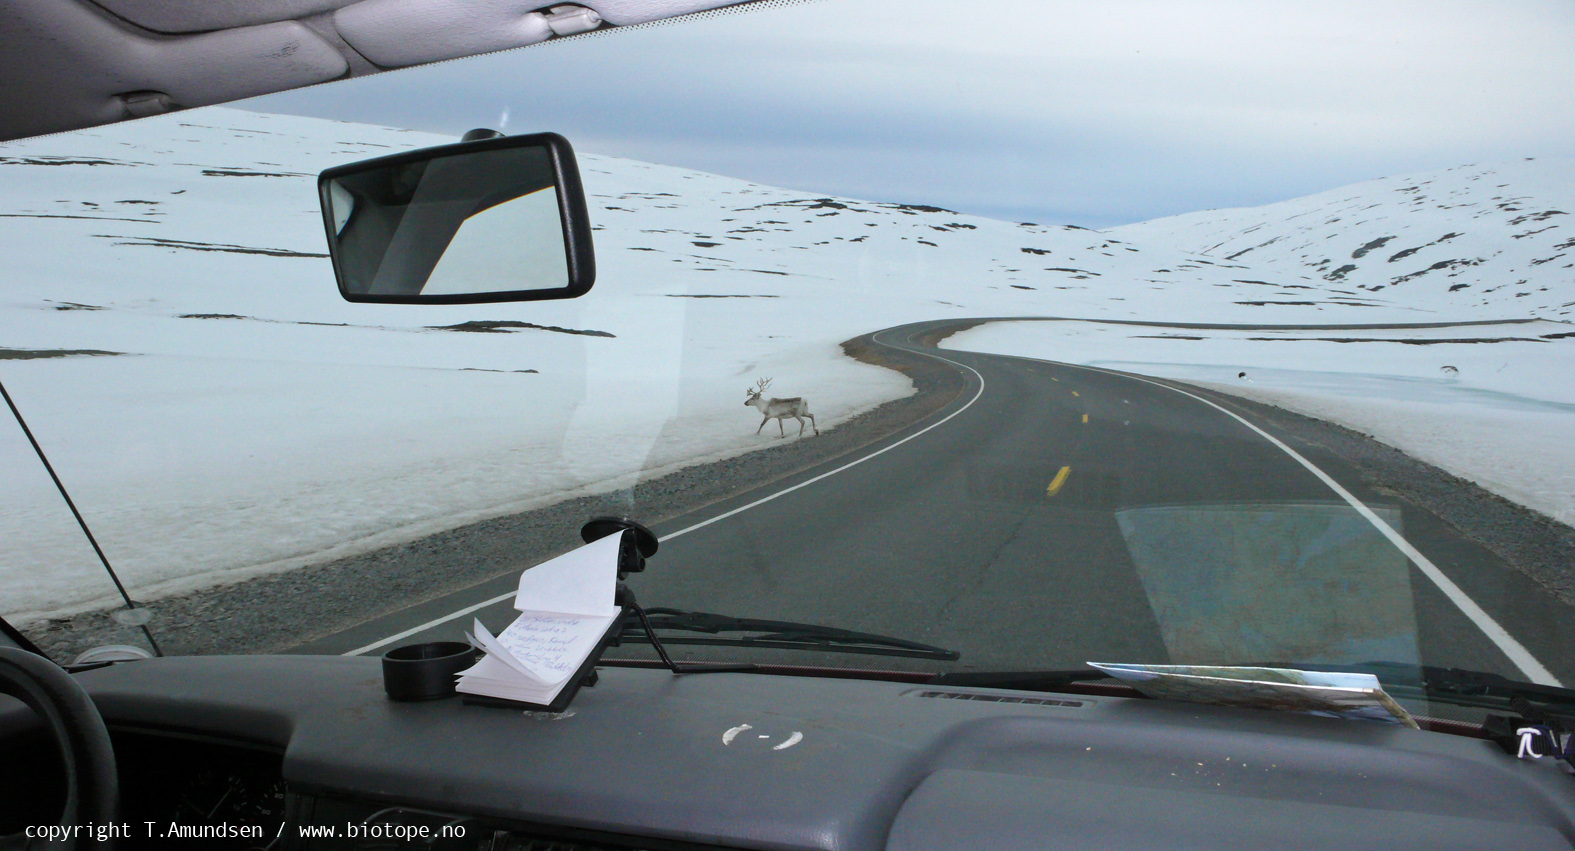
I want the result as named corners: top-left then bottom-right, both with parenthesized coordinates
top-left (321, 138), bottom-right (593, 303)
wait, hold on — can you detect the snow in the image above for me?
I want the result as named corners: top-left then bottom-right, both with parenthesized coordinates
top-left (2, 107), bottom-right (1572, 621)
top-left (1110, 159), bottom-right (1575, 320)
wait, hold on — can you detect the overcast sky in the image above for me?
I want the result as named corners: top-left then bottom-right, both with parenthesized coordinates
top-left (248, 0), bottom-right (1575, 228)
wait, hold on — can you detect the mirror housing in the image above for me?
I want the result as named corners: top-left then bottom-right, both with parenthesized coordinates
top-left (318, 131), bottom-right (595, 304)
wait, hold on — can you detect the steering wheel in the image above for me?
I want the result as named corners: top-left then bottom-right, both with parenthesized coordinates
top-left (0, 647), bottom-right (117, 850)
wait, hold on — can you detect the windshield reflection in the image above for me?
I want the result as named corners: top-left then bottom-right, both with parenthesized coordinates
top-left (1117, 501), bottom-right (1418, 667)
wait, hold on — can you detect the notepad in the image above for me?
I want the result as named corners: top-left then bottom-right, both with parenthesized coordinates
top-left (455, 532), bottom-right (624, 708)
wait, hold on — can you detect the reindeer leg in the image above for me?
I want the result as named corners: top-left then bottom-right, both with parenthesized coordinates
top-left (808, 413), bottom-right (818, 435)
top-left (756, 416), bottom-right (768, 435)
top-left (778, 417), bottom-right (786, 438)
top-left (795, 415), bottom-right (805, 437)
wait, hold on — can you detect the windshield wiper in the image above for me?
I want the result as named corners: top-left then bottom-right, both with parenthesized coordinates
top-left (934, 661), bottom-right (1575, 704)
top-left (1215, 660), bottom-right (1555, 699)
top-left (1249, 660), bottom-right (1575, 710)
top-left (942, 660), bottom-right (1575, 742)
top-left (1262, 661), bottom-right (1575, 757)
top-left (617, 607), bottom-right (960, 661)
top-left (928, 668), bottom-right (1114, 692)
top-left (930, 661), bottom-right (1575, 717)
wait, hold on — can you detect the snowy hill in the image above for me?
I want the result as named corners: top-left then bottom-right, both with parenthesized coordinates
top-left (2, 107), bottom-right (1572, 619)
top-left (1110, 159), bottom-right (1575, 319)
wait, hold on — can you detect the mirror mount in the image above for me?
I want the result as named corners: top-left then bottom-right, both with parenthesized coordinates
top-left (318, 131), bottom-right (595, 305)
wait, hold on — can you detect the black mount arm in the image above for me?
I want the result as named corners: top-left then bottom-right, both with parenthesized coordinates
top-left (582, 516), bottom-right (754, 675)
top-left (614, 583), bottom-right (754, 675)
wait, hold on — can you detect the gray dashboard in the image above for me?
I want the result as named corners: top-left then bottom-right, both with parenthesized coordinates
top-left (23, 656), bottom-right (1575, 849)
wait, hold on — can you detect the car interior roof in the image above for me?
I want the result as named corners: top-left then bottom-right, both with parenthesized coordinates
top-left (0, 0), bottom-right (761, 143)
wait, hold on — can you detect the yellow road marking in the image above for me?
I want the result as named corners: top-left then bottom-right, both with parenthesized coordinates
top-left (1082, 413), bottom-right (1088, 424)
top-left (1046, 466), bottom-right (1071, 497)
top-left (1071, 391), bottom-right (1080, 397)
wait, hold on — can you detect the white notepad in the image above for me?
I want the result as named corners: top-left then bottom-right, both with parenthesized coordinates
top-left (455, 532), bottom-right (623, 706)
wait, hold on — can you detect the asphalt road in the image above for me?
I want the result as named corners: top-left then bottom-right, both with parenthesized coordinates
top-left (293, 319), bottom-right (1575, 686)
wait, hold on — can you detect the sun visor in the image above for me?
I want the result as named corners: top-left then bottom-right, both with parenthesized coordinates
top-left (147, 23), bottom-right (350, 105)
top-left (334, 0), bottom-right (556, 68)
top-left (1, 0), bottom-right (766, 141)
top-left (333, 0), bottom-right (746, 68)
top-left (0, 0), bottom-right (348, 140)
top-left (89, 0), bottom-right (357, 34)
top-left (580, 0), bottom-right (742, 26)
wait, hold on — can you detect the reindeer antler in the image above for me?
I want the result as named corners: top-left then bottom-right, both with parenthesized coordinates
top-left (756, 377), bottom-right (773, 391)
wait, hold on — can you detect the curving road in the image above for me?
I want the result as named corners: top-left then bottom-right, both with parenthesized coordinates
top-left (296, 319), bottom-right (1575, 686)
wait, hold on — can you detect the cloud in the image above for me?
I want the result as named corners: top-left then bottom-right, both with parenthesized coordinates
top-left (246, 0), bottom-right (1575, 227)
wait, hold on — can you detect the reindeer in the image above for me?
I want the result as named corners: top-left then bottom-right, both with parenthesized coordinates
top-left (744, 377), bottom-right (818, 438)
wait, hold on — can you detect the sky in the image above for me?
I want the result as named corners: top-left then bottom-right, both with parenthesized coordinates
top-left (248, 0), bottom-right (1575, 229)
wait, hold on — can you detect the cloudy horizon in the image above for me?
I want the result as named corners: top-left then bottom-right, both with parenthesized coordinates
top-left (246, 0), bottom-right (1575, 229)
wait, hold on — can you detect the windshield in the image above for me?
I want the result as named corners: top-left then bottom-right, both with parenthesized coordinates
top-left (4, 0), bottom-right (1575, 719)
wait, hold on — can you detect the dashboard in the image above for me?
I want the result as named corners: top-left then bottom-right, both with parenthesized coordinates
top-left (4, 655), bottom-right (1575, 849)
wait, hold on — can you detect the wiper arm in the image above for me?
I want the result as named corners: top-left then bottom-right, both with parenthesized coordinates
top-left (1239, 660), bottom-right (1575, 705)
top-left (1266, 661), bottom-right (1575, 756)
top-left (927, 661), bottom-right (1575, 706)
top-left (620, 607), bottom-right (960, 661)
top-left (928, 668), bottom-right (1113, 692)
top-left (934, 661), bottom-right (1575, 705)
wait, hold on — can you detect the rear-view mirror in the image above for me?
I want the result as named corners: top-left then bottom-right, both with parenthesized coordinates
top-left (318, 132), bottom-right (595, 304)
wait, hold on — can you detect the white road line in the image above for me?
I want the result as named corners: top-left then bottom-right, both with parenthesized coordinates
top-left (346, 332), bottom-right (986, 657)
top-left (657, 352), bottom-right (985, 543)
top-left (343, 591), bottom-right (515, 658)
top-left (1066, 361), bottom-right (1562, 687)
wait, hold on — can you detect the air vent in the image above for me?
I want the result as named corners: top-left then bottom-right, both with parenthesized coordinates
top-left (913, 690), bottom-right (1085, 708)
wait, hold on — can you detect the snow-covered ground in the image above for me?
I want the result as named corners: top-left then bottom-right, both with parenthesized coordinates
top-left (1111, 160), bottom-right (1575, 321)
top-left (2, 107), bottom-right (1571, 620)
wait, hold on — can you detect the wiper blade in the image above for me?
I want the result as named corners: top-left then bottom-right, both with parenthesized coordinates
top-left (619, 608), bottom-right (960, 661)
top-left (1252, 660), bottom-right (1575, 707)
top-left (1260, 661), bottom-right (1575, 754)
top-left (936, 661), bottom-right (1575, 704)
top-left (928, 668), bottom-right (1113, 692)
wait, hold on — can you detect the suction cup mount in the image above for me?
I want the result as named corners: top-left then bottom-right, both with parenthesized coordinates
top-left (579, 516), bottom-right (752, 675)
top-left (580, 516), bottom-right (658, 578)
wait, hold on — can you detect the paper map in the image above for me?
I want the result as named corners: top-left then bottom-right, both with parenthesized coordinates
top-left (1089, 662), bottom-right (1419, 728)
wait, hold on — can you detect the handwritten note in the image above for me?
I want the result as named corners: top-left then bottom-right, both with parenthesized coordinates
top-left (456, 532), bottom-right (624, 707)
top-left (498, 612), bottom-right (615, 682)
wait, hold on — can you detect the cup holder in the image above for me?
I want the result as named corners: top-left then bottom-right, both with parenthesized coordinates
top-left (381, 641), bottom-right (480, 701)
